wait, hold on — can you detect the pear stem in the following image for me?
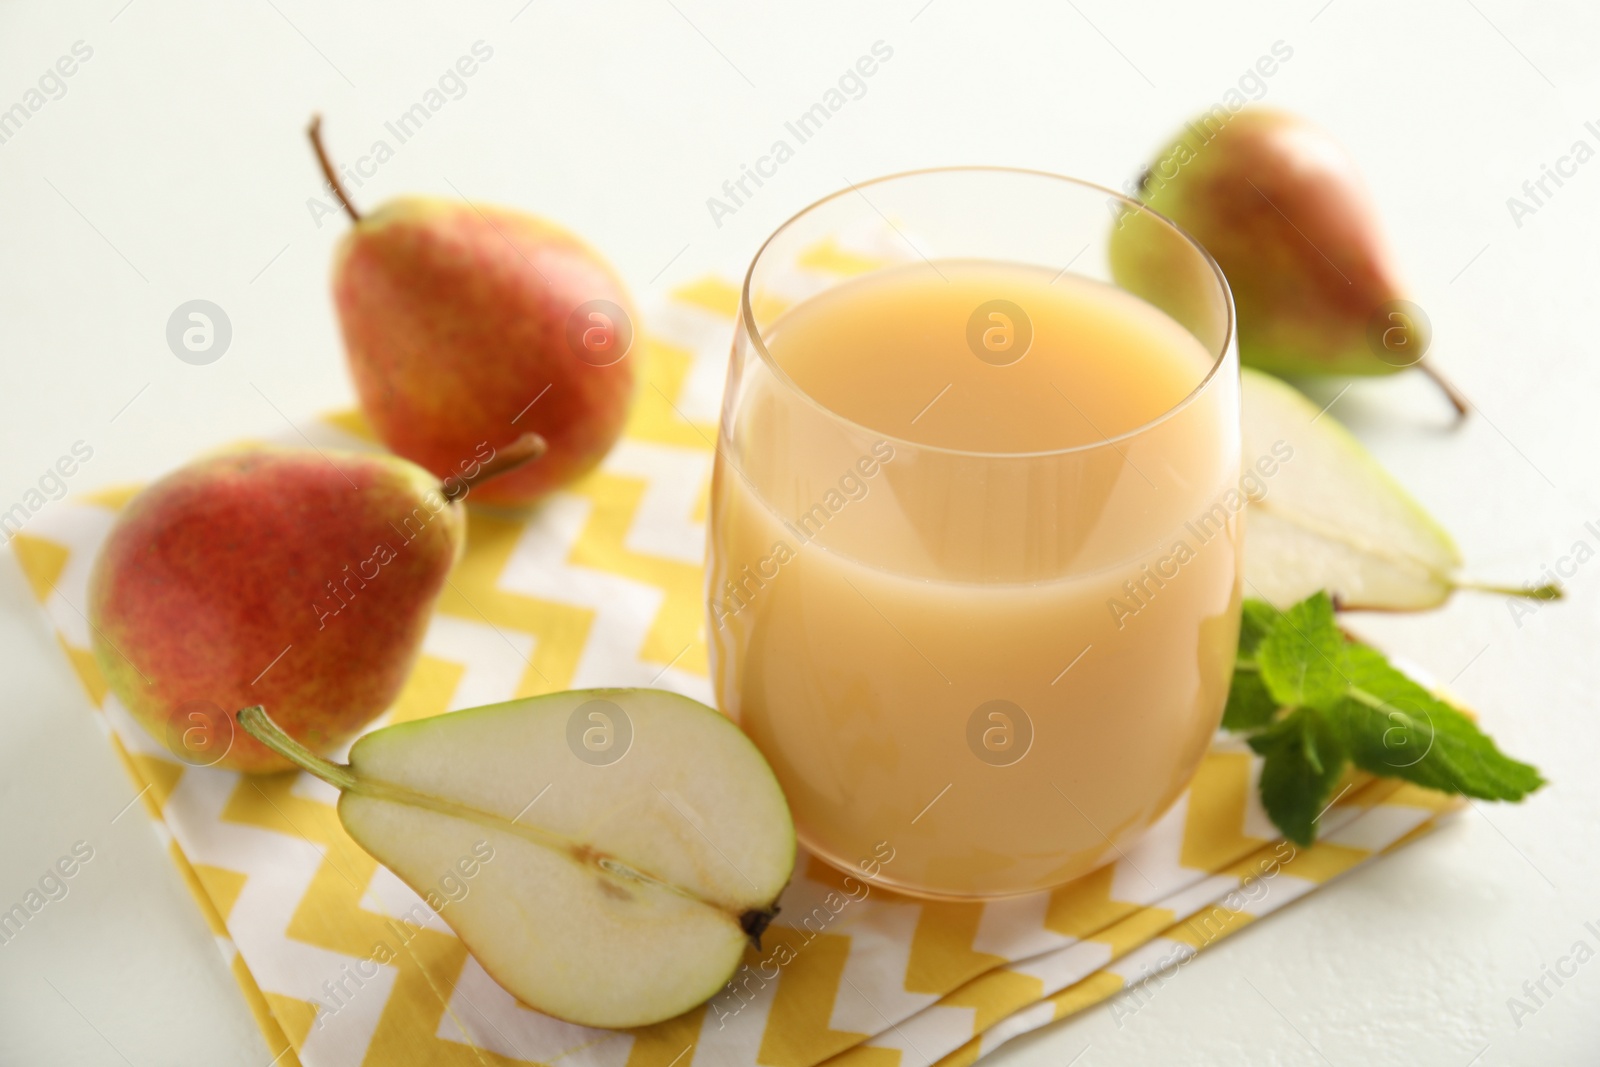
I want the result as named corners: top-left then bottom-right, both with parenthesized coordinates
top-left (1455, 580), bottom-right (1564, 601)
top-left (444, 432), bottom-right (548, 503)
top-left (237, 706), bottom-right (358, 791)
top-left (307, 114), bottom-right (362, 224)
top-left (1418, 360), bottom-right (1470, 422)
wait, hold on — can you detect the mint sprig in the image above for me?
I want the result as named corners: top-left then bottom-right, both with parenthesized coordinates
top-left (1227, 592), bottom-right (1544, 845)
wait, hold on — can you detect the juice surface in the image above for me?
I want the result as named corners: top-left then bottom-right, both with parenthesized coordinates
top-left (709, 260), bottom-right (1243, 897)
top-left (769, 259), bottom-right (1209, 453)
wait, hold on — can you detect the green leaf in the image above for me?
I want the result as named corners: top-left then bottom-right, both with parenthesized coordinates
top-left (1238, 599), bottom-right (1280, 658)
top-left (1224, 591), bottom-right (1547, 846)
top-left (1226, 599), bottom-right (1284, 730)
top-left (1332, 645), bottom-right (1544, 801)
top-left (1256, 591), bottom-right (1347, 710)
top-left (1222, 601), bottom-right (1286, 735)
top-left (1248, 706), bottom-right (1349, 847)
top-left (1222, 667), bottom-right (1277, 731)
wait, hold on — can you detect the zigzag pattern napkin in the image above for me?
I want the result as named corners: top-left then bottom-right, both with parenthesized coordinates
top-left (5, 241), bottom-right (1460, 1066)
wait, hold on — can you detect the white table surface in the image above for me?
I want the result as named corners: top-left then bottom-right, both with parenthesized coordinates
top-left (2, 1), bottom-right (1597, 1063)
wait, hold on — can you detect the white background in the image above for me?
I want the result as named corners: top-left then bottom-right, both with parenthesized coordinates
top-left (1, 1), bottom-right (1597, 1063)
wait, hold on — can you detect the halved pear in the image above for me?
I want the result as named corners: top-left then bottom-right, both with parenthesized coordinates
top-left (240, 689), bottom-right (794, 1029)
top-left (1241, 369), bottom-right (1556, 610)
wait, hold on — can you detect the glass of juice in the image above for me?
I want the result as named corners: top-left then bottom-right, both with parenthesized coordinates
top-left (707, 168), bottom-right (1240, 899)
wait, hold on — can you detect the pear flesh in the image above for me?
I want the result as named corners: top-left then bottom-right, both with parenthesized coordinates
top-left (241, 688), bottom-right (794, 1029)
top-left (1242, 368), bottom-right (1462, 610)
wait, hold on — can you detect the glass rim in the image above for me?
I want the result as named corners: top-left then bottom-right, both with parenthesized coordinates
top-left (738, 165), bottom-right (1238, 460)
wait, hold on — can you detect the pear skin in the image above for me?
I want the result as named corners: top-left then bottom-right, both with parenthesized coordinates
top-left (87, 447), bottom-right (467, 773)
top-left (314, 118), bottom-right (638, 507)
top-left (1112, 108), bottom-right (1465, 415)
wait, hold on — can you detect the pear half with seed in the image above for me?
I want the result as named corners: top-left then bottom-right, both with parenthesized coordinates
top-left (240, 690), bottom-right (794, 1029)
top-left (1242, 368), bottom-right (1557, 610)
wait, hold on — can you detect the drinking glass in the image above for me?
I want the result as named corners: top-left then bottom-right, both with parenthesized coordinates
top-left (707, 168), bottom-right (1240, 899)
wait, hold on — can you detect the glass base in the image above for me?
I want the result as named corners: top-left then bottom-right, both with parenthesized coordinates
top-left (795, 828), bottom-right (1120, 902)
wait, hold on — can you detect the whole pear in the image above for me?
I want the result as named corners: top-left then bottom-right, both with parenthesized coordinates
top-left (1110, 107), bottom-right (1466, 416)
top-left (312, 117), bottom-right (638, 507)
top-left (87, 438), bottom-right (542, 773)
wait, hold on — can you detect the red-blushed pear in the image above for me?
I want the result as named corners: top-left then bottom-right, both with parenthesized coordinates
top-left (1110, 107), bottom-right (1469, 419)
top-left (238, 690), bottom-right (796, 1028)
top-left (310, 116), bottom-right (638, 507)
top-left (86, 436), bottom-right (544, 773)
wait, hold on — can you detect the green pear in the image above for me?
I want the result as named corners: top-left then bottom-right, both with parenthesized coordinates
top-left (88, 436), bottom-right (544, 773)
top-left (310, 116), bottom-right (638, 507)
top-left (1111, 107), bottom-right (1468, 417)
top-left (238, 689), bottom-right (794, 1029)
top-left (1241, 369), bottom-right (1556, 609)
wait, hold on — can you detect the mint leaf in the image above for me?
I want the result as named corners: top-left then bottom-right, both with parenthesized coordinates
top-left (1224, 592), bottom-right (1545, 846)
top-left (1248, 706), bottom-right (1349, 846)
top-left (1222, 667), bottom-right (1277, 731)
top-left (1238, 599), bottom-right (1280, 658)
top-left (1256, 592), bottom-right (1346, 709)
top-left (1334, 645), bottom-right (1544, 800)
top-left (1226, 598), bottom-right (1288, 730)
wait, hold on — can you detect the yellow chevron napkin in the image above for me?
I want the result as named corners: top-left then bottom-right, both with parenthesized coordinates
top-left (7, 259), bottom-right (1461, 1067)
